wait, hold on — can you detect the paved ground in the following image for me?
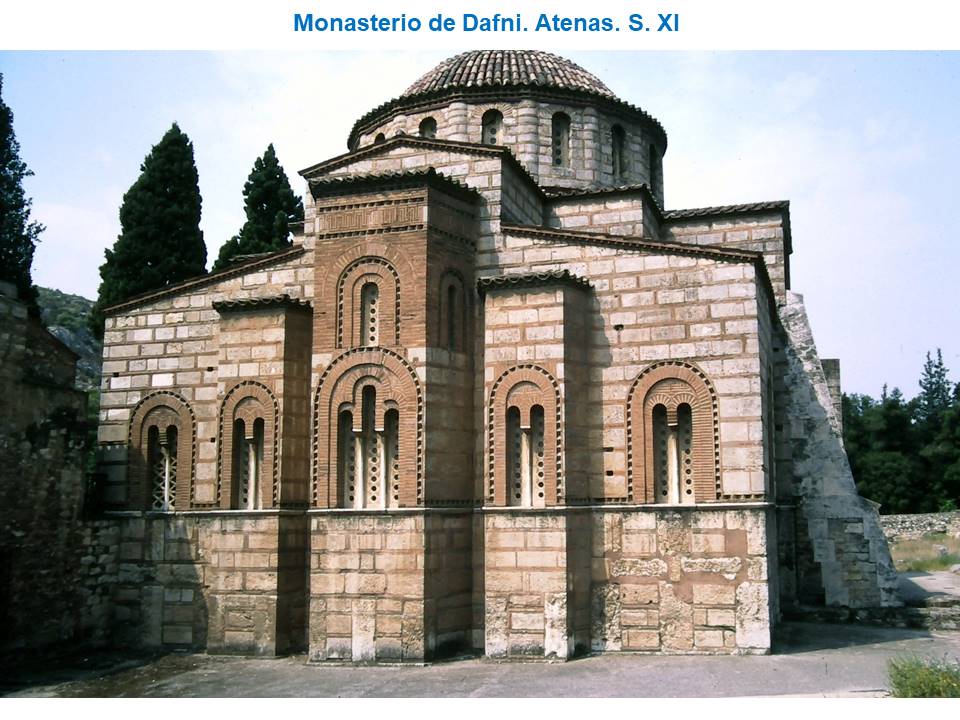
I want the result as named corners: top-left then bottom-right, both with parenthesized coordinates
top-left (4, 621), bottom-right (960, 698)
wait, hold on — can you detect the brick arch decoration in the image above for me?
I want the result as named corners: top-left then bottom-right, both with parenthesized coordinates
top-left (217, 380), bottom-right (280, 509)
top-left (127, 390), bottom-right (196, 510)
top-left (487, 364), bottom-right (563, 506)
top-left (438, 268), bottom-right (468, 352)
top-left (626, 361), bottom-right (720, 503)
top-left (313, 347), bottom-right (423, 508)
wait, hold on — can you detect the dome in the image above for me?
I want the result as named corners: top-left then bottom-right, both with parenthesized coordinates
top-left (402, 50), bottom-right (617, 100)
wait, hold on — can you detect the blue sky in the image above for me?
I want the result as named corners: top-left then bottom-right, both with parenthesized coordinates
top-left (1, 51), bottom-right (957, 396)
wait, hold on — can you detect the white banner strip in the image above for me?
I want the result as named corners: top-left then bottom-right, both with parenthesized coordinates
top-left (2, 0), bottom-right (960, 51)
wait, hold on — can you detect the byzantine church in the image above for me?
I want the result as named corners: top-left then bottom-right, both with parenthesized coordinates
top-left (95, 50), bottom-right (899, 660)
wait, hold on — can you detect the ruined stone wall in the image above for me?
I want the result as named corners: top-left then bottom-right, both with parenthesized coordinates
top-left (590, 507), bottom-right (772, 654)
top-left (0, 284), bottom-right (97, 656)
top-left (779, 292), bottom-right (900, 608)
top-left (880, 512), bottom-right (960, 541)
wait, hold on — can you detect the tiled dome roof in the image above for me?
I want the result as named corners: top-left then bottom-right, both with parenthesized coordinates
top-left (403, 50), bottom-right (617, 99)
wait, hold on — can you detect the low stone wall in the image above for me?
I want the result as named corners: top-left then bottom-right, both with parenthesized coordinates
top-left (880, 512), bottom-right (960, 542)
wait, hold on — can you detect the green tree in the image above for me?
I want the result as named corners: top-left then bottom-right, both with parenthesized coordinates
top-left (212, 144), bottom-right (303, 272)
top-left (917, 349), bottom-right (952, 428)
top-left (0, 74), bottom-right (44, 315)
top-left (90, 123), bottom-right (206, 336)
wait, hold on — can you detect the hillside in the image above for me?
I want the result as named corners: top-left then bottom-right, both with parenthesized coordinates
top-left (36, 286), bottom-right (102, 391)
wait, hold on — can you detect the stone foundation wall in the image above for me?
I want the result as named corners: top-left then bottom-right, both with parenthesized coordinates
top-left (308, 512), bottom-right (427, 662)
top-left (103, 511), bottom-right (307, 654)
top-left (590, 507), bottom-right (773, 654)
top-left (484, 511), bottom-right (577, 659)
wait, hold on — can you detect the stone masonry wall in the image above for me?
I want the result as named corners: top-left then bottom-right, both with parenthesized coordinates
top-left (309, 512), bottom-right (426, 662)
top-left (484, 511), bottom-right (576, 659)
top-left (104, 511), bottom-right (307, 654)
top-left (591, 507), bottom-right (773, 654)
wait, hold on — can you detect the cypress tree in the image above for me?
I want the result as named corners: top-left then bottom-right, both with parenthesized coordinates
top-left (90, 123), bottom-right (206, 336)
top-left (0, 74), bottom-right (44, 315)
top-left (212, 144), bottom-right (303, 272)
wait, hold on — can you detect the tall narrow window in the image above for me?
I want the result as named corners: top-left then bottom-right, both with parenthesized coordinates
top-left (446, 284), bottom-right (458, 351)
top-left (338, 410), bottom-right (356, 508)
top-left (612, 124), bottom-right (627, 179)
top-left (385, 409), bottom-right (400, 507)
top-left (360, 282), bottom-right (379, 346)
top-left (360, 386), bottom-right (383, 509)
top-left (481, 109), bottom-right (503, 146)
top-left (649, 144), bottom-right (659, 191)
top-left (552, 113), bottom-right (570, 167)
top-left (149, 424), bottom-right (178, 511)
top-left (232, 418), bottom-right (264, 510)
top-left (677, 404), bottom-right (694, 504)
top-left (232, 419), bottom-right (248, 508)
top-left (419, 117), bottom-right (437, 139)
top-left (531, 405), bottom-right (545, 503)
top-left (506, 406), bottom-right (523, 506)
top-left (652, 404), bottom-right (669, 503)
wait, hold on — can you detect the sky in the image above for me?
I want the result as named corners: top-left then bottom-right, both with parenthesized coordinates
top-left (0, 51), bottom-right (957, 397)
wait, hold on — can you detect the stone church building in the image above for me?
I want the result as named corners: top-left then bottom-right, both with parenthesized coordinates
top-left (93, 50), bottom-right (899, 660)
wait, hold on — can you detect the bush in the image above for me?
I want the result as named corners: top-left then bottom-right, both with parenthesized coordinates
top-left (888, 656), bottom-right (960, 697)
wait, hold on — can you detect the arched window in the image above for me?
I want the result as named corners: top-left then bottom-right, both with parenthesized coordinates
top-left (481, 109), bottom-right (503, 146)
top-left (612, 124), bottom-right (627, 179)
top-left (336, 386), bottom-right (401, 510)
top-left (649, 144), bottom-right (659, 190)
top-left (231, 417), bottom-right (265, 510)
top-left (128, 392), bottom-right (194, 511)
top-left (552, 112), bottom-right (571, 167)
top-left (337, 257), bottom-right (400, 349)
top-left (148, 424), bottom-right (178, 511)
top-left (627, 362), bottom-right (720, 504)
top-left (314, 348), bottom-right (422, 509)
top-left (360, 282), bottom-right (379, 346)
top-left (419, 117), bottom-right (437, 139)
top-left (218, 382), bottom-right (278, 510)
top-left (488, 366), bottom-right (561, 507)
top-left (651, 403), bottom-right (694, 504)
top-left (374, 132), bottom-right (386, 144)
